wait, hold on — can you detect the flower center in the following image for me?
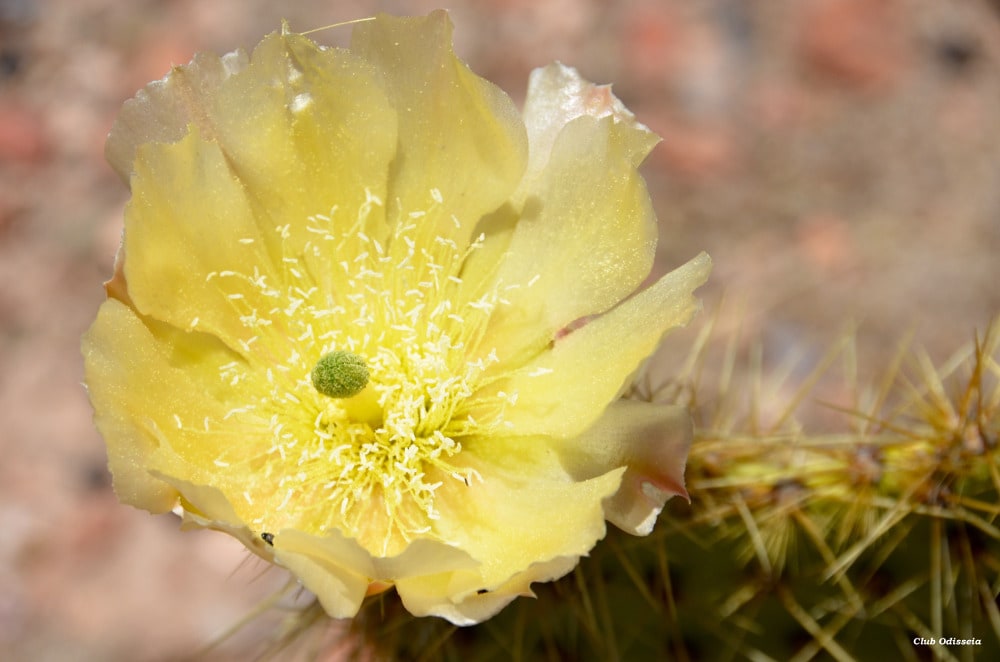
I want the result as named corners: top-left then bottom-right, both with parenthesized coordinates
top-left (199, 188), bottom-right (521, 554)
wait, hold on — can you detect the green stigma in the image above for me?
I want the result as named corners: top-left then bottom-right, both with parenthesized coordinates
top-left (311, 351), bottom-right (369, 399)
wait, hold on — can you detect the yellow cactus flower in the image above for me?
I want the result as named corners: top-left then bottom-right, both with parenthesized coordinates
top-left (83, 11), bottom-right (711, 625)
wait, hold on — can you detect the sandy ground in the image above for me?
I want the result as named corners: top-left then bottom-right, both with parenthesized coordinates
top-left (1, 0), bottom-right (998, 659)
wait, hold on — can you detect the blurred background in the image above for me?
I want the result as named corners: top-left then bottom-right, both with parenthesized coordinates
top-left (1, 0), bottom-right (999, 659)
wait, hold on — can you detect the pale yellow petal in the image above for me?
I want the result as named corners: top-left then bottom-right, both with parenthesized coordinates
top-left (392, 443), bottom-right (624, 624)
top-left (395, 401), bottom-right (692, 624)
top-left (105, 48), bottom-right (250, 183)
top-left (271, 528), bottom-right (373, 618)
top-left (429, 439), bottom-right (625, 595)
top-left (478, 252), bottom-right (711, 439)
top-left (393, 446), bottom-right (622, 625)
top-left (395, 555), bottom-right (580, 625)
top-left (370, 539), bottom-right (479, 580)
top-left (200, 30), bottom-right (398, 250)
top-left (457, 64), bottom-right (658, 349)
top-left (108, 30), bottom-right (397, 247)
top-left (480, 114), bottom-right (662, 365)
top-left (82, 298), bottom-right (244, 513)
top-left (351, 11), bottom-right (527, 247)
top-left (151, 473), bottom-right (277, 560)
top-left (109, 29), bottom-right (400, 330)
top-left (519, 62), bottom-right (658, 195)
top-left (124, 127), bottom-right (283, 355)
top-left (557, 400), bottom-right (692, 535)
top-left (271, 530), bottom-right (478, 619)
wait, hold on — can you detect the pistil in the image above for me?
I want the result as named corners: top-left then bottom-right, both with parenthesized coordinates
top-left (311, 350), bottom-right (369, 398)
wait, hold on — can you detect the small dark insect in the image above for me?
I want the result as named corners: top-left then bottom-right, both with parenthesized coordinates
top-left (261, 532), bottom-right (275, 546)
top-left (476, 589), bottom-right (488, 595)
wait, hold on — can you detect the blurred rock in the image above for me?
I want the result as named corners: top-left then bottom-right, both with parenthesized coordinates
top-left (797, 0), bottom-right (909, 90)
top-left (0, 102), bottom-right (47, 164)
